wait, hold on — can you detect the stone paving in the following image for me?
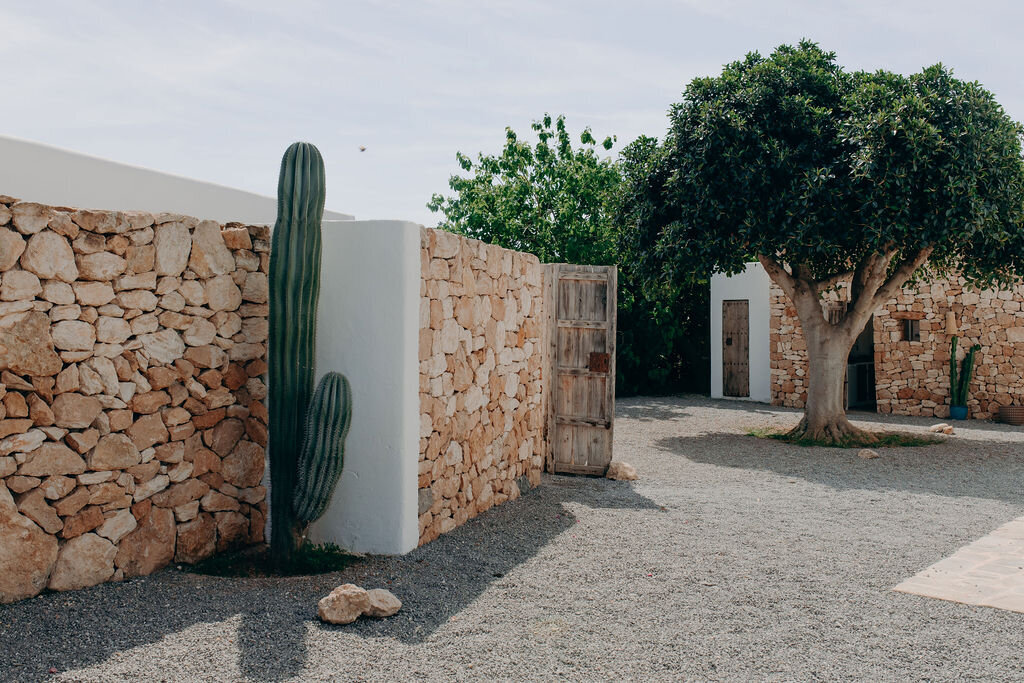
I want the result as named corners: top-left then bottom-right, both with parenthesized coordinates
top-left (895, 516), bottom-right (1024, 613)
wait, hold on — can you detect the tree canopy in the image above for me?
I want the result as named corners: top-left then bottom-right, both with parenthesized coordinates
top-left (624, 40), bottom-right (1024, 293)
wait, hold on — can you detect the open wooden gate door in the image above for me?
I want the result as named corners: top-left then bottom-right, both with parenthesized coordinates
top-left (544, 264), bottom-right (617, 475)
top-left (721, 299), bottom-right (749, 397)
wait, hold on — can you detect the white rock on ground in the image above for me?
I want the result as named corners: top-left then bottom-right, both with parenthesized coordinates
top-left (317, 584), bottom-right (371, 625)
top-left (363, 588), bottom-right (402, 617)
top-left (858, 448), bottom-right (880, 459)
top-left (606, 461), bottom-right (639, 480)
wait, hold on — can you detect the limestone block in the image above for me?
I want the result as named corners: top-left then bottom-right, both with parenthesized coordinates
top-left (154, 222), bottom-right (192, 276)
top-left (47, 532), bottom-right (116, 591)
top-left (76, 252), bottom-right (127, 281)
top-left (0, 485), bottom-right (59, 603)
top-left (20, 231), bottom-right (78, 282)
top-left (0, 311), bottom-right (62, 377)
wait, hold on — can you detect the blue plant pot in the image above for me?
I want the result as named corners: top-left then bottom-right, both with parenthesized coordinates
top-left (949, 405), bottom-right (968, 420)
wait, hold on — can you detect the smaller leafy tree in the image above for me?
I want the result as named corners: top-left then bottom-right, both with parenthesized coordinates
top-left (428, 114), bottom-right (620, 266)
top-left (429, 115), bottom-right (709, 395)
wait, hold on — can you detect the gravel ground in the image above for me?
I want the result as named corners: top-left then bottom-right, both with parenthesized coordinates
top-left (3, 395), bottom-right (1024, 682)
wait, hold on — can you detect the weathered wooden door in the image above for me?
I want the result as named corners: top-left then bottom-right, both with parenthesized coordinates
top-left (722, 299), bottom-right (749, 397)
top-left (544, 264), bottom-right (617, 475)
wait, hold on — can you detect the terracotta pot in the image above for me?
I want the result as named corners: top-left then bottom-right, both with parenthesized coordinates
top-left (998, 405), bottom-right (1024, 426)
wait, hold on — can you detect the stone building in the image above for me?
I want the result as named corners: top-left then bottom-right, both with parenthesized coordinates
top-left (710, 263), bottom-right (1024, 419)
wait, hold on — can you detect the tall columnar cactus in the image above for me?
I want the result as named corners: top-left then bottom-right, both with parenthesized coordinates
top-left (949, 335), bottom-right (982, 406)
top-left (294, 372), bottom-right (352, 524)
top-left (268, 142), bottom-right (341, 562)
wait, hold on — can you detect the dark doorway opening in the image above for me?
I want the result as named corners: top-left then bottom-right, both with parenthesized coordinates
top-left (847, 316), bottom-right (876, 410)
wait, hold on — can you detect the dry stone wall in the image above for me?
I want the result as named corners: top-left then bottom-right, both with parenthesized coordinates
top-left (418, 228), bottom-right (545, 546)
top-left (0, 196), bottom-right (269, 602)
top-left (769, 278), bottom-right (1024, 419)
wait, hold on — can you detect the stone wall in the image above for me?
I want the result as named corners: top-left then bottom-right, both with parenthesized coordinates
top-left (0, 196), bottom-right (268, 603)
top-left (769, 279), bottom-right (1024, 419)
top-left (417, 228), bottom-right (545, 546)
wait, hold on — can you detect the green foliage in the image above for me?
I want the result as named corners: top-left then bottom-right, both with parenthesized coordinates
top-left (268, 143), bottom-right (351, 564)
top-left (269, 142), bottom-right (326, 562)
top-left (294, 372), bottom-right (352, 524)
top-left (748, 428), bottom-right (942, 449)
top-left (428, 113), bottom-right (620, 266)
top-left (621, 39), bottom-right (1024, 294)
top-left (949, 335), bottom-right (982, 406)
top-left (430, 115), bottom-right (708, 396)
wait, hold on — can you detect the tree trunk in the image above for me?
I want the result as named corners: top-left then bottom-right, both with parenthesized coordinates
top-left (788, 312), bottom-right (877, 445)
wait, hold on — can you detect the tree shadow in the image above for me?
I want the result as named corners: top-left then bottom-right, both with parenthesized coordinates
top-left (0, 475), bottom-right (659, 681)
top-left (653, 427), bottom-right (1024, 506)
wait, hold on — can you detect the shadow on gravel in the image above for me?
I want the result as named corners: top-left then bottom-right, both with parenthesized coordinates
top-left (334, 474), bottom-right (660, 645)
top-left (0, 476), bottom-right (658, 681)
top-left (654, 431), bottom-right (1024, 505)
top-left (617, 395), bottom-right (779, 423)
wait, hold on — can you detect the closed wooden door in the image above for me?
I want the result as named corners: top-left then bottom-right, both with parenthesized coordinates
top-left (544, 264), bottom-right (617, 475)
top-left (722, 300), bottom-right (749, 397)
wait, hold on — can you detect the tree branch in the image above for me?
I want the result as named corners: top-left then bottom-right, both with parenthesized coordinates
top-left (815, 270), bottom-right (855, 293)
top-left (872, 246), bottom-right (935, 307)
top-left (757, 253), bottom-right (799, 301)
top-left (758, 254), bottom-right (823, 326)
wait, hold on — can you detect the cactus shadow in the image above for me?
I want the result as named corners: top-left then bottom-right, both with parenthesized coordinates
top-left (0, 476), bottom-right (658, 679)
top-left (330, 473), bottom-right (661, 645)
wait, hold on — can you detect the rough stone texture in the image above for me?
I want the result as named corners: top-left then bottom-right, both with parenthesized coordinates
top-left (417, 228), bottom-right (545, 546)
top-left (47, 532), bottom-right (117, 591)
top-left (0, 228), bottom-right (26, 271)
top-left (20, 231), bottom-right (78, 282)
top-left (174, 512), bottom-right (216, 564)
top-left (364, 588), bottom-right (402, 617)
top-left (115, 506), bottom-right (176, 577)
top-left (769, 277), bottom-right (1024, 419)
top-left (0, 198), bottom-right (268, 602)
top-left (0, 311), bottom-right (62, 377)
top-left (0, 484), bottom-right (59, 603)
top-left (317, 584), bottom-right (372, 625)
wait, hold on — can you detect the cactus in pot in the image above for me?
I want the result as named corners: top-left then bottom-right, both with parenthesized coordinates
top-left (268, 142), bottom-right (351, 563)
top-left (949, 335), bottom-right (981, 419)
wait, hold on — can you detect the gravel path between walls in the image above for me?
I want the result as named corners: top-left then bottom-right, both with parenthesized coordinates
top-left (3, 395), bottom-right (1024, 682)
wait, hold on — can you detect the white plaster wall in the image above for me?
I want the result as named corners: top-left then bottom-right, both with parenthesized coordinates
top-left (710, 262), bottom-right (772, 403)
top-left (0, 135), bottom-right (353, 224)
top-left (306, 220), bottom-right (421, 554)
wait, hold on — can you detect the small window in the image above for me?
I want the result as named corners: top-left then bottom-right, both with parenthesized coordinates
top-left (902, 319), bottom-right (920, 342)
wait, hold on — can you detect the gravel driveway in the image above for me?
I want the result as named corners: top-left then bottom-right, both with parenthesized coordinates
top-left (2, 395), bottom-right (1024, 681)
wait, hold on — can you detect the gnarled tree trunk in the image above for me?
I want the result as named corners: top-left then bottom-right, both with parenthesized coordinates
top-left (789, 311), bottom-right (875, 443)
top-left (757, 246), bottom-right (933, 446)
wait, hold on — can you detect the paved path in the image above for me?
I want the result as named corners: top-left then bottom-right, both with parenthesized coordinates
top-left (896, 516), bottom-right (1024, 613)
top-left (1, 396), bottom-right (1023, 681)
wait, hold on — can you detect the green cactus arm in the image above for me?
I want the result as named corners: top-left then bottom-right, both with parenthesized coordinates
top-left (949, 335), bottom-right (960, 405)
top-left (959, 344), bottom-right (981, 403)
top-left (268, 142), bottom-right (327, 561)
top-left (294, 372), bottom-right (353, 524)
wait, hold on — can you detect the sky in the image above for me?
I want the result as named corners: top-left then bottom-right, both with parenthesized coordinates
top-left (3, 0), bottom-right (1024, 226)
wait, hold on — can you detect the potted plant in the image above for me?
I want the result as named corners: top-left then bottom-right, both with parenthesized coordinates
top-left (949, 335), bottom-right (981, 420)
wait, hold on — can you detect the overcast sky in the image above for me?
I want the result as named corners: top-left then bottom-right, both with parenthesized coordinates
top-left (3, 1), bottom-right (1023, 225)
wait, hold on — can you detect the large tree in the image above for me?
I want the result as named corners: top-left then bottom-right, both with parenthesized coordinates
top-left (622, 41), bottom-right (1024, 443)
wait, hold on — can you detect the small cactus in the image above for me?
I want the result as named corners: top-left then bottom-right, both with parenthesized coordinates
top-left (294, 372), bottom-right (352, 524)
top-left (949, 335), bottom-right (981, 406)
